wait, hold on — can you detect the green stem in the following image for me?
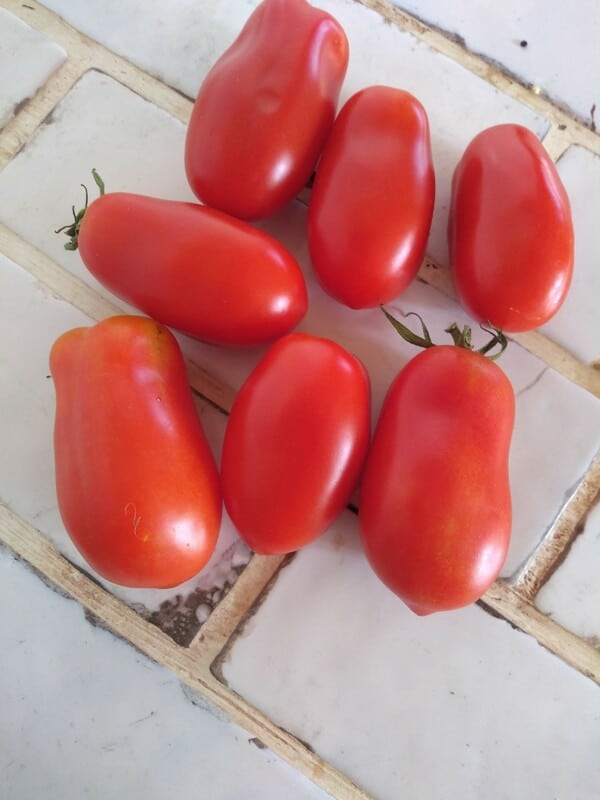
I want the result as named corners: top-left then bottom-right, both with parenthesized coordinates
top-left (55, 168), bottom-right (105, 251)
top-left (381, 307), bottom-right (508, 360)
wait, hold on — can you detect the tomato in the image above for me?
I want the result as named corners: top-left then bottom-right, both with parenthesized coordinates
top-left (448, 123), bottom-right (574, 332)
top-left (359, 321), bottom-right (514, 614)
top-left (185, 0), bottom-right (349, 221)
top-left (221, 333), bottom-right (371, 554)
top-left (59, 180), bottom-right (307, 347)
top-left (307, 86), bottom-right (435, 308)
top-left (50, 315), bottom-right (222, 588)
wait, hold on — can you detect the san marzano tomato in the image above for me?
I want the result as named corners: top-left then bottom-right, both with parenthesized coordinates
top-left (50, 315), bottom-right (222, 588)
top-left (58, 175), bottom-right (307, 347)
top-left (359, 316), bottom-right (514, 614)
top-left (221, 333), bottom-right (371, 554)
top-left (185, 0), bottom-right (349, 221)
top-left (308, 85), bottom-right (435, 308)
top-left (448, 123), bottom-right (574, 332)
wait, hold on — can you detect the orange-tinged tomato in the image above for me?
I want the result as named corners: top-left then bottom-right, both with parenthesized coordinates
top-left (50, 316), bottom-right (222, 588)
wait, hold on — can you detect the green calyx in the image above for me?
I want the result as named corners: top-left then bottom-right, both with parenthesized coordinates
top-left (382, 307), bottom-right (508, 360)
top-left (55, 168), bottom-right (105, 251)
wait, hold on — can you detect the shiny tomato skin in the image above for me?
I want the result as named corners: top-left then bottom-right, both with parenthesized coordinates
top-left (359, 346), bottom-right (514, 614)
top-left (448, 124), bottom-right (574, 332)
top-left (307, 86), bottom-right (435, 308)
top-left (221, 333), bottom-right (371, 554)
top-left (50, 316), bottom-right (222, 588)
top-left (77, 194), bottom-right (307, 347)
top-left (185, 0), bottom-right (348, 221)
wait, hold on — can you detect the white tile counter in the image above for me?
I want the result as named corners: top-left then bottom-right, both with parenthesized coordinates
top-left (1, 1), bottom-right (599, 798)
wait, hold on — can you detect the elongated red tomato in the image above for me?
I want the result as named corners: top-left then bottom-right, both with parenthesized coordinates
top-left (185, 0), bottom-right (349, 221)
top-left (221, 333), bottom-right (371, 554)
top-left (70, 192), bottom-right (307, 347)
top-left (448, 124), bottom-right (574, 332)
top-left (50, 316), bottom-right (222, 588)
top-left (308, 86), bottom-right (435, 308)
top-left (359, 344), bottom-right (514, 614)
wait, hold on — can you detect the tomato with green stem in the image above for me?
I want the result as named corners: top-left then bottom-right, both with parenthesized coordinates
top-left (56, 171), bottom-right (307, 347)
top-left (359, 310), bottom-right (514, 614)
top-left (50, 315), bottom-right (222, 588)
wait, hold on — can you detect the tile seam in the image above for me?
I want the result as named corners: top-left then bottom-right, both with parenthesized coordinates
top-left (511, 452), bottom-right (600, 599)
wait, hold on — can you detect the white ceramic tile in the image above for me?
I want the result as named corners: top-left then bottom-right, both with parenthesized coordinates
top-left (0, 7), bottom-right (66, 130)
top-left (0, 253), bottom-right (250, 640)
top-left (0, 547), bottom-right (327, 800)
top-left (540, 146), bottom-right (600, 364)
top-left (39, 0), bottom-right (548, 270)
top-left (223, 512), bottom-right (600, 800)
top-left (392, 0), bottom-right (600, 125)
top-left (536, 501), bottom-right (600, 644)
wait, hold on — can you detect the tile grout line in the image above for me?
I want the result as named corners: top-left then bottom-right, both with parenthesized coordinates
top-left (356, 0), bottom-right (600, 155)
top-left (480, 581), bottom-right (600, 683)
top-left (0, 58), bottom-right (88, 169)
top-left (510, 453), bottom-right (600, 600)
top-left (0, 502), bottom-right (374, 800)
top-left (187, 553), bottom-right (288, 660)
